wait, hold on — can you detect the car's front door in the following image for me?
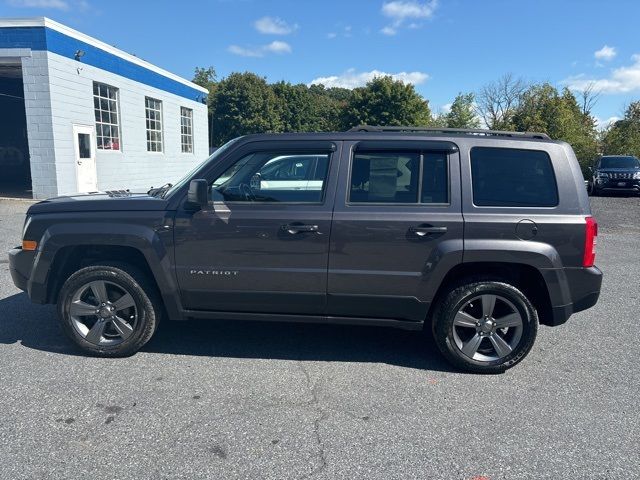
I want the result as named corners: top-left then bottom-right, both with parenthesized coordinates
top-left (173, 141), bottom-right (340, 315)
top-left (327, 140), bottom-right (463, 322)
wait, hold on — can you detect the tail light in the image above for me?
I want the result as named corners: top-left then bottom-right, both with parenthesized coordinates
top-left (583, 216), bottom-right (597, 267)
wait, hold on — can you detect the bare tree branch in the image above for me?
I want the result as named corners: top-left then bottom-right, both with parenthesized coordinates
top-left (580, 82), bottom-right (601, 116)
top-left (475, 73), bottom-right (527, 130)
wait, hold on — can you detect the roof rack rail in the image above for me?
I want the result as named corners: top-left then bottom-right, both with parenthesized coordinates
top-left (347, 125), bottom-right (551, 140)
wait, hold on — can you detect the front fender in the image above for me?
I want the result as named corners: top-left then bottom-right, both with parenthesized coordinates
top-left (28, 220), bottom-right (183, 319)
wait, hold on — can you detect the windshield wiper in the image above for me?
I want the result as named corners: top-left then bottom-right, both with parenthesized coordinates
top-left (147, 183), bottom-right (172, 197)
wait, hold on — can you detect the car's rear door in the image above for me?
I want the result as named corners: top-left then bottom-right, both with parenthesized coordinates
top-left (327, 139), bottom-right (463, 322)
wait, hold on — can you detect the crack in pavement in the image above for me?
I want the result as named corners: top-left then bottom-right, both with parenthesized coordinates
top-left (298, 362), bottom-right (328, 480)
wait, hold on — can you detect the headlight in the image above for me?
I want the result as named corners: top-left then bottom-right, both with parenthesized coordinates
top-left (596, 172), bottom-right (609, 179)
top-left (633, 172), bottom-right (640, 180)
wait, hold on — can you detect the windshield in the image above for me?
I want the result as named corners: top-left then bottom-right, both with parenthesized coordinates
top-left (600, 156), bottom-right (640, 169)
top-left (162, 138), bottom-right (242, 198)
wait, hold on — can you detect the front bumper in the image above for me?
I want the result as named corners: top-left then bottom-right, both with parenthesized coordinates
top-left (596, 178), bottom-right (640, 193)
top-left (548, 266), bottom-right (603, 326)
top-left (8, 247), bottom-right (30, 292)
top-left (8, 246), bottom-right (48, 304)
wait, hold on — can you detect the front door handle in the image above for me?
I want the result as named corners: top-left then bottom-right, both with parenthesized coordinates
top-left (281, 223), bottom-right (319, 234)
top-left (409, 225), bottom-right (448, 236)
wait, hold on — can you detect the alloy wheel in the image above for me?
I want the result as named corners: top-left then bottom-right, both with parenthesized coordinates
top-left (68, 280), bottom-right (138, 346)
top-left (452, 293), bottom-right (524, 362)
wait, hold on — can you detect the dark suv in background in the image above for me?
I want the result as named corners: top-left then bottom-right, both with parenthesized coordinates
top-left (588, 155), bottom-right (640, 196)
top-left (9, 127), bottom-right (603, 373)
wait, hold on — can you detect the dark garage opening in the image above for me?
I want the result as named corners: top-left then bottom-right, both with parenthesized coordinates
top-left (0, 62), bottom-right (32, 198)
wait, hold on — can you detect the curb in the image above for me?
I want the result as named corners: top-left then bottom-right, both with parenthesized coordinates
top-left (0, 197), bottom-right (38, 203)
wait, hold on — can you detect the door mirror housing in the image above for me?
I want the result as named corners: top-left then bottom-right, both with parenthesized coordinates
top-left (187, 179), bottom-right (209, 209)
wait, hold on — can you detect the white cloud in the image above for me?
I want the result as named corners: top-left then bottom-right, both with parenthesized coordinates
top-left (563, 54), bottom-right (640, 94)
top-left (327, 25), bottom-right (353, 39)
top-left (254, 16), bottom-right (298, 35)
top-left (264, 40), bottom-right (292, 54)
top-left (381, 0), bottom-right (437, 34)
top-left (8, 0), bottom-right (69, 9)
top-left (594, 45), bottom-right (616, 61)
top-left (440, 103), bottom-right (452, 114)
top-left (228, 40), bottom-right (292, 58)
top-left (309, 68), bottom-right (429, 89)
top-left (594, 115), bottom-right (620, 130)
top-left (382, 0), bottom-right (438, 20)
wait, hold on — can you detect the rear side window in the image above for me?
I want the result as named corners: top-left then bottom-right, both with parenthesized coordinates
top-left (350, 152), bottom-right (419, 203)
top-left (470, 147), bottom-right (558, 207)
top-left (349, 151), bottom-right (449, 204)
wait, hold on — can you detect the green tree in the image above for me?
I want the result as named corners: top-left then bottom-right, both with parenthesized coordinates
top-left (193, 66), bottom-right (217, 94)
top-left (192, 67), bottom-right (218, 149)
top-left (511, 84), bottom-right (598, 176)
top-left (210, 72), bottom-right (283, 146)
top-left (271, 82), bottom-right (343, 132)
top-left (445, 92), bottom-right (480, 128)
top-left (601, 101), bottom-right (640, 158)
top-left (341, 76), bottom-right (432, 129)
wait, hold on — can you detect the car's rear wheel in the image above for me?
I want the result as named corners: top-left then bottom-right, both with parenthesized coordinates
top-left (432, 281), bottom-right (538, 373)
top-left (57, 265), bottom-right (160, 357)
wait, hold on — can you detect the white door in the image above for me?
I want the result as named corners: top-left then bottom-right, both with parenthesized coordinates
top-left (73, 124), bottom-right (97, 193)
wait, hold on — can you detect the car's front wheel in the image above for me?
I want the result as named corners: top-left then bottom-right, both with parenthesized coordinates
top-left (432, 281), bottom-right (538, 373)
top-left (57, 264), bottom-right (160, 357)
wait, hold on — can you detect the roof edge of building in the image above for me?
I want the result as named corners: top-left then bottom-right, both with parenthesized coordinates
top-left (0, 17), bottom-right (208, 94)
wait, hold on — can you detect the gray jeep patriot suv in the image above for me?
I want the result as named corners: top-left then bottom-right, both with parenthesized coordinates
top-left (9, 127), bottom-right (603, 373)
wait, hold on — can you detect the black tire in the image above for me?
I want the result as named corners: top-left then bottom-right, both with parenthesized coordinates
top-left (432, 281), bottom-right (538, 374)
top-left (57, 264), bottom-right (161, 357)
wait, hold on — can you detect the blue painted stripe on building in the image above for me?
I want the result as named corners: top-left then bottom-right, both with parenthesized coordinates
top-left (0, 26), bottom-right (47, 50)
top-left (0, 26), bottom-right (206, 102)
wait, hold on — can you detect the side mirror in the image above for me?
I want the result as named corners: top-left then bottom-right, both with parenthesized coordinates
top-left (187, 179), bottom-right (209, 209)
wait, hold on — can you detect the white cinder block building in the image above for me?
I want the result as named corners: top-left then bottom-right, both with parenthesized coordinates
top-left (0, 17), bottom-right (209, 199)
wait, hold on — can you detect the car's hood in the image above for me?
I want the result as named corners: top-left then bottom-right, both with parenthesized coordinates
top-left (27, 190), bottom-right (170, 214)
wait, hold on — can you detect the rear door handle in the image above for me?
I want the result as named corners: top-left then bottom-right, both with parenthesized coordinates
top-left (281, 223), bottom-right (319, 234)
top-left (410, 225), bottom-right (448, 236)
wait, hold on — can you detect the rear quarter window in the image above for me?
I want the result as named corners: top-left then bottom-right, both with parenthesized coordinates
top-left (470, 147), bottom-right (559, 207)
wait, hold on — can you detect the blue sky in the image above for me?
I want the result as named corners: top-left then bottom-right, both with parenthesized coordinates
top-left (2, 0), bottom-right (640, 127)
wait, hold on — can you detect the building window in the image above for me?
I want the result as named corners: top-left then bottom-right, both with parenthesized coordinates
top-left (93, 82), bottom-right (120, 150)
top-left (145, 97), bottom-right (163, 152)
top-left (180, 107), bottom-right (193, 153)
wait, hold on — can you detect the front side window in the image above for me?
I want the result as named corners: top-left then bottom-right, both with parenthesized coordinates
top-left (93, 82), bottom-right (120, 150)
top-left (180, 107), bottom-right (193, 153)
top-left (212, 151), bottom-right (330, 203)
top-left (471, 147), bottom-right (558, 207)
top-left (349, 150), bottom-right (449, 204)
top-left (145, 97), bottom-right (163, 152)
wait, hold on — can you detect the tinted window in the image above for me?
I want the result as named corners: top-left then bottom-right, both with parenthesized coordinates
top-left (422, 152), bottom-right (449, 203)
top-left (349, 151), bottom-right (449, 204)
top-left (600, 156), bottom-right (640, 169)
top-left (212, 152), bottom-right (330, 203)
top-left (471, 147), bottom-right (558, 207)
top-left (350, 152), bottom-right (419, 203)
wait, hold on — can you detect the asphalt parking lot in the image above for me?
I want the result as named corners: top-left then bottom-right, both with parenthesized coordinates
top-left (0, 196), bottom-right (638, 480)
